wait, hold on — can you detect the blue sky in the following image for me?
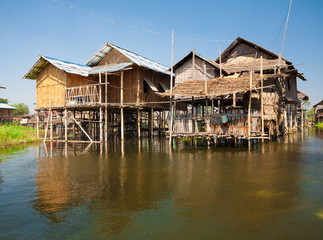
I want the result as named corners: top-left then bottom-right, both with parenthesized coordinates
top-left (0, 0), bottom-right (322, 112)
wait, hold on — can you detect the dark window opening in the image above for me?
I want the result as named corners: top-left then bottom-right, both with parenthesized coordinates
top-left (143, 80), bottom-right (149, 93)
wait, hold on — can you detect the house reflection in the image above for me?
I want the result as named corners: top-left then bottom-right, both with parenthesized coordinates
top-left (34, 139), bottom-right (301, 235)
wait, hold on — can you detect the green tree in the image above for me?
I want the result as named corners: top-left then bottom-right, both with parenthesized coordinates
top-left (12, 103), bottom-right (30, 117)
top-left (0, 98), bottom-right (8, 104)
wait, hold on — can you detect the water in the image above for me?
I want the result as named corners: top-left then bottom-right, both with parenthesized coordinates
top-left (0, 133), bottom-right (323, 240)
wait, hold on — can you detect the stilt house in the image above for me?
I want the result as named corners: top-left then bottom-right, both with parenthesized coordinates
top-left (165, 37), bottom-right (306, 143)
top-left (23, 43), bottom-right (171, 141)
top-left (313, 100), bottom-right (323, 123)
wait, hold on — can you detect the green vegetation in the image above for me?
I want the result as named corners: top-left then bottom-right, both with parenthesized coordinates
top-left (0, 125), bottom-right (41, 146)
top-left (0, 98), bottom-right (9, 104)
top-left (315, 122), bottom-right (323, 129)
top-left (12, 103), bottom-right (30, 116)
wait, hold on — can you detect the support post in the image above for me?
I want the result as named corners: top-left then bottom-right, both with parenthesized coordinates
top-left (99, 72), bottom-right (103, 142)
top-left (150, 108), bottom-right (154, 137)
top-left (137, 109), bottom-right (141, 138)
top-left (36, 110), bottom-right (39, 138)
top-left (120, 71), bottom-right (124, 141)
top-left (50, 108), bottom-right (53, 141)
top-left (248, 71), bottom-right (252, 144)
top-left (105, 67), bottom-right (108, 142)
top-left (64, 108), bottom-right (68, 142)
top-left (169, 30), bottom-right (174, 146)
top-left (261, 56), bottom-right (264, 139)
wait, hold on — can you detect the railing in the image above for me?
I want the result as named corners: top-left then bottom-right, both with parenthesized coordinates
top-left (65, 84), bottom-right (100, 106)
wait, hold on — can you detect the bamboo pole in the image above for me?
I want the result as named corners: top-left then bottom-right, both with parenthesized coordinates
top-left (105, 64), bottom-right (108, 142)
top-left (150, 108), bottom-right (154, 137)
top-left (248, 71), bottom-right (252, 145)
top-left (71, 116), bottom-right (93, 142)
top-left (261, 56), bottom-right (264, 138)
top-left (64, 108), bottom-right (68, 142)
top-left (137, 109), bottom-right (141, 138)
top-left (99, 72), bottom-right (103, 142)
top-left (36, 110), bottom-right (39, 138)
top-left (169, 30), bottom-right (174, 146)
top-left (219, 46), bottom-right (222, 76)
top-left (50, 108), bottom-right (53, 141)
top-left (120, 71), bottom-right (124, 141)
top-left (43, 102), bottom-right (52, 142)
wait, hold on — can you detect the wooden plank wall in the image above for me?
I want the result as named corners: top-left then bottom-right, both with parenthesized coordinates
top-left (175, 57), bottom-right (220, 86)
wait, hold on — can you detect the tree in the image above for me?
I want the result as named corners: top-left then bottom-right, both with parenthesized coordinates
top-left (12, 103), bottom-right (30, 117)
top-left (0, 98), bottom-right (8, 104)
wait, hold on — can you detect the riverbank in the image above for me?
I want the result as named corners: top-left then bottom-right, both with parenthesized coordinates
top-left (0, 125), bottom-right (41, 146)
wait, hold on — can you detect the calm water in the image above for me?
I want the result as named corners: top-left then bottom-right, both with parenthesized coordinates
top-left (0, 133), bottom-right (323, 240)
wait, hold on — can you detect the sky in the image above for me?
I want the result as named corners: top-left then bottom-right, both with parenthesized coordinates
top-left (0, 0), bottom-right (322, 112)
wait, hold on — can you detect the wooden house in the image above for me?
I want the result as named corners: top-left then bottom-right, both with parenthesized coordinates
top-left (164, 37), bottom-right (306, 145)
top-left (0, 103), bottom-right (16, 123)
top-left (23, 43), bottom-right (171, 141)
top-left (313, 100), bottom-right (323, 123)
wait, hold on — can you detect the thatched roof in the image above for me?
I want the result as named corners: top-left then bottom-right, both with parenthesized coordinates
top-left (216, 37), bottom-right (306, 81)
top-left (163, 73), bottom-right (281, 98)
top-left (221, 56), bottom-right (287, 73)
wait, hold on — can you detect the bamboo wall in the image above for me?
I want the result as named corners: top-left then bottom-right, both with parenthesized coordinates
top-left (175, 56), bottom-right (220, 86)
top-left (36, 64), bottom-right (98, 109)
top-left (36, 64), bottom-right (67, 108)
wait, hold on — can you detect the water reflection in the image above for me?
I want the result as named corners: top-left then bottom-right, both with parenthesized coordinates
top-left (32, 137), bottom-right (308, 238)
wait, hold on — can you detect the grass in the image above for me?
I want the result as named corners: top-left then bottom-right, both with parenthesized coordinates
top-left (314, 122), bottom-right (323, 129)
top-left (0, 125), bottom-right (41, 146)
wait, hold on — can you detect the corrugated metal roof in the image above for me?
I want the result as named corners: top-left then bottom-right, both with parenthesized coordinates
top-left (43, 56), bottom-right (91, 76)
top-left (23, 56), bottom-right (133, 80)
top-left (89, 62), bottom-right (133, 74)
top-left (23, 56), bottom-right (91, 80)
top-left (0, 103), bottom-right (16, 110)
top-left (87, 43), bottom-right (170, 75)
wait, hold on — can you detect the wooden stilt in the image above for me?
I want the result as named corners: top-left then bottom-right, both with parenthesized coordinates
top-left (99, 72), bottom-right (103, 142)
top-left (120, 71), bottom-right (124, 141)
top-left (150, 108), bottom-right (154, 137)
top-left (64, 108), bottom-right (68, 142)
top-left (260, 56), bottom-right (264, 142)
top-left (137, 109), bottom-right (141, 138)
top-left (36, 110), bottom-right (39, 138)
top-left (50, 108), bottom-right (53, 141)
top-left (105, 67), bottom-right (108, 142)
top-left (248, 71), bottom-right (252, 145)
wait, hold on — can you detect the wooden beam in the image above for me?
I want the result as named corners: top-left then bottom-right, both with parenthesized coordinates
top-left (71, 116), bottom-right (93, 142)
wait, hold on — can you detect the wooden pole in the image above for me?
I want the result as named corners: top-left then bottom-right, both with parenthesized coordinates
top-left (71, 116), bottom-right (93, 142)
top-left (36, 110), bottom-right (39, 138)
top-left (64, 108), bottom-right (68, 142)
top-left (248, 71), bottom-right (252, 145)
top-left (169, 30), bottom-right (174, 146)
top-left (261, 56), bottom-right (264, 138)
top-left (99, 73), bottom-right (103, 142)
top-left (50, 108), bottom-right (53, 141)
top-left (120, 71), bottom-right (125, 141)
top-left (105, 65), bottom-right (108, 142)
top-left (219, 46), bottom-right (222, 76)
top-left (150, 108), bottom-right (154, 137)
top-left (233, 93), bottom-right (236, 108)
top-left (137, 109), bottom-right (141, 138)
